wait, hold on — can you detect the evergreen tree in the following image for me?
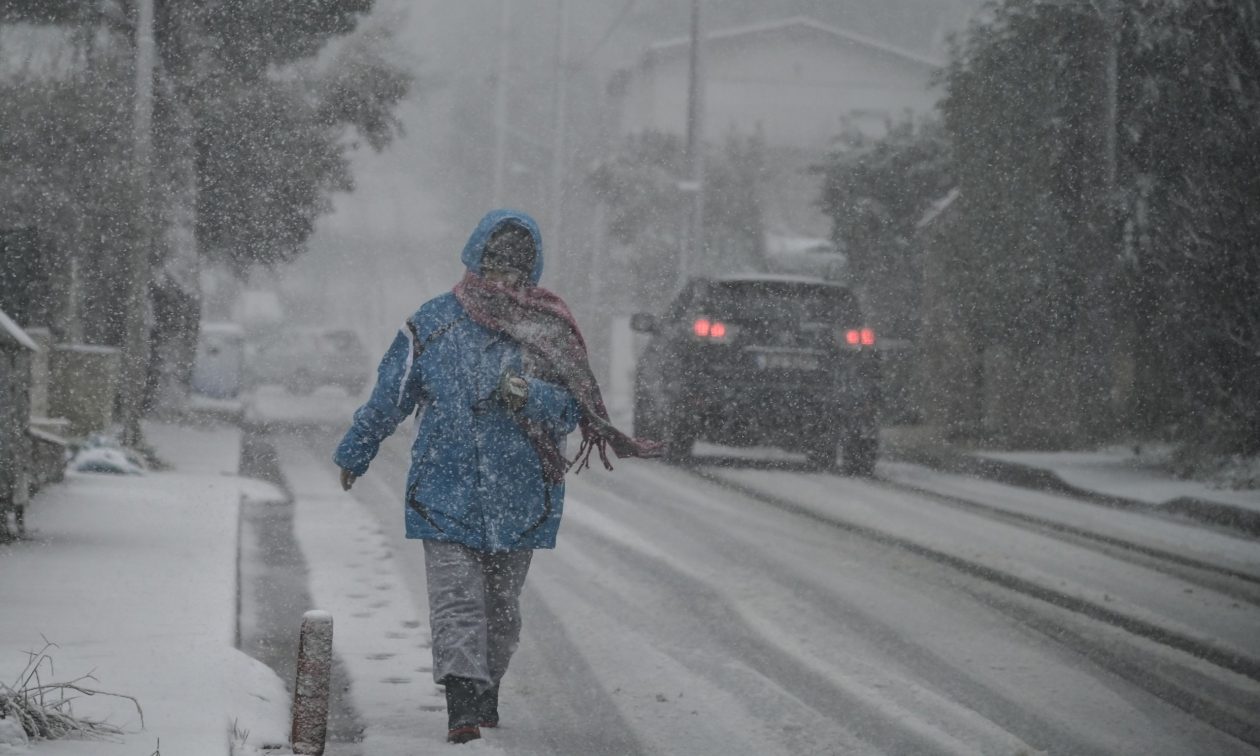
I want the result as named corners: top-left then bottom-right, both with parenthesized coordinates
top-left (816, 118), bottom-right (953, 338)
top-left (935, 0), bottom-right (1260, 454)
top-left (1123, 0), bottom-right (1260, 456)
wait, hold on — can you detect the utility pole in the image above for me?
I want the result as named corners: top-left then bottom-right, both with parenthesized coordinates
top-left (491, 0), bottom-right (512, 207)
top-left (121, 0), bottom-right (156, 448)
top-left (678, 0), bottom-right (705, 287)
top-left (548, 0), bottom-right (570, 258)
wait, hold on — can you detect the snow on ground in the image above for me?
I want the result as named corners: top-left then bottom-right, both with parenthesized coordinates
top-left (13, 388), bottom-right (1237, 755)
top-left (978, 448), bottom-right (1260, 512)
top-left (273, 438), bottom-right (502, 755)
top-left (552, 497), bottom-right (1037, 756)
top-left (253, 391), bottom-right (1260, 754)
top-left (706, 466), bottom-right (1259, 658)
top-left (0, 422), bottom-right (290, 756)
top-left (881, 461), bottom-right (1260, 575)
top-left (244, 386), bottom-right (365, 430)
top-left (560, 461), bottom-right (1260, 755)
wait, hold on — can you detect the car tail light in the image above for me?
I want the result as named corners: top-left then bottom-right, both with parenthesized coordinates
top-left (844, 328), bottom-right (876, 347)
top-left (693, 317), bottom-right (730, 341)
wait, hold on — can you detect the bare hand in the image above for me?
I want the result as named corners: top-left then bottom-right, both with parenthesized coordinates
top-left (339, 468), bottom-right (357, 491)
top-left (497, 371), bottom-right (530, 412)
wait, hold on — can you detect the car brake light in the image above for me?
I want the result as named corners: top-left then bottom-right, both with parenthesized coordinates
top-left (844, 328), bottom-right (876, 347)
top-left (693, 317), bottom-right (729, 340)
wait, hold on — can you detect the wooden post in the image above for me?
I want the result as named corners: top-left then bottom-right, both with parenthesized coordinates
top-left (291, 610), bottom-right (334, 755)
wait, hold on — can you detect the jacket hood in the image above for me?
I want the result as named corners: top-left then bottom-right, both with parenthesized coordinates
top-left (460, 209), bottom-right (544, 285)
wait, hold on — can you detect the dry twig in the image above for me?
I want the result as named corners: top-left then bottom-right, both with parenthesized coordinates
top-left (0, 639), bottom-right (144, 741)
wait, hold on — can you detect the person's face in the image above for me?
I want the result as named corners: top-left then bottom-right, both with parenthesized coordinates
top-left (483, 266), bottom-right (525, 287)
top-left (483, 226), bottom-right (535, 288)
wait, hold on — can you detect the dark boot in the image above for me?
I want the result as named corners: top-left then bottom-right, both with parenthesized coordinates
top-left (477, 683), bottom-right (500, 728)
top-left (442, 676), bottom-right (481, 744)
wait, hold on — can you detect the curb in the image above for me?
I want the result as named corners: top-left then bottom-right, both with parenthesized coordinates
top-left (883, 434), bottom-right (1260, 539)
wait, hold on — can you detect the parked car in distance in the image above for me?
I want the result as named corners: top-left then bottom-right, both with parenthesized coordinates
top-left (244, 326), bottom-right (371, 396)
top-left (631, 274), bottom-right (880, 474)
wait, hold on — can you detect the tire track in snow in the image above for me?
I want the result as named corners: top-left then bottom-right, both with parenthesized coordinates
top-left (330, 428), bottom-right (1254, 750)
top-left (563, 471), bottom-right (1229, 756)
top-left (552, 499), bottom-right (1054, 756)
top-left (695, 465), bottom-right (1260, 678)
top-left (868, 464), bottom-right (1260, 600)
top-left (675, 465), bottom-right (1260, 749)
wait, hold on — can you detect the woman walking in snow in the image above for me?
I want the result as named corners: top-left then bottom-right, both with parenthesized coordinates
top-left (333, 209), bottom-right (660, 744)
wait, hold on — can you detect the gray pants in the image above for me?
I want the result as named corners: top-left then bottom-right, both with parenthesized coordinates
top-left (423, 540), bottom-right (533, 692)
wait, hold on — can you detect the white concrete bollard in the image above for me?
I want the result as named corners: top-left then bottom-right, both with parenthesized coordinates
top-left (291, 610), bottom-right (334, 755)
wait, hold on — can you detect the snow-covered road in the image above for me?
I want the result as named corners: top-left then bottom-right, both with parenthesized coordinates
top-left (277, 429), bottom-right (1260, 755)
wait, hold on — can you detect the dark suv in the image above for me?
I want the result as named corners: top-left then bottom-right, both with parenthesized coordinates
top-left (631, 274), bottom-right (880, 474)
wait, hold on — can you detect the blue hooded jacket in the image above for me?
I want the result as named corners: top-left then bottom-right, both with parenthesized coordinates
top-left (333, 210), bottom-right (580, 551)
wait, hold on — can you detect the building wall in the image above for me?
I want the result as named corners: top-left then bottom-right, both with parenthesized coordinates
top-left (621, 26), bottom-right (939, 150)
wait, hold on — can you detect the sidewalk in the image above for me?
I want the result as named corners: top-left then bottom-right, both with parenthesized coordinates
top-left (272, 436), bottom-right (507, 755)
top-left (883, 426), bottom-right (1260, 537)
top-left (0, 421), bottom-right (291, 756)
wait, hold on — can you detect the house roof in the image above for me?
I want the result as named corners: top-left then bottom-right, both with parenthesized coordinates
top-left (645, 16), bottom-right (944, 70)
top-left (0, 308), bottom-right (37, 351)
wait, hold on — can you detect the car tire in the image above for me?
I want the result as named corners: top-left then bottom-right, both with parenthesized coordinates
top-left (841, 435), bottom-right (878, 477)
top-left (633, 386), bottom-right (662, 440)
top-left (661, 401), bottom-right (695, 465)
top-left (664, 425), bottom-right (695, 464)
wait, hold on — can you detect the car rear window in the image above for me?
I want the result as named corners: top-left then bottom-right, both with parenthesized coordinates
top-left (697, 280), bottom-right (861, 325)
